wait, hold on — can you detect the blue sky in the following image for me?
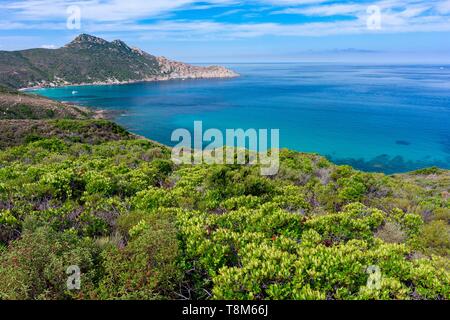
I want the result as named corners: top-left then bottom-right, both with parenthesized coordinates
top-left (0, 0), bottom-right (450, 62)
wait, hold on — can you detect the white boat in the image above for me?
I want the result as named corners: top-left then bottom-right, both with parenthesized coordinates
top-left (72, 90), bottom-right (78, 95)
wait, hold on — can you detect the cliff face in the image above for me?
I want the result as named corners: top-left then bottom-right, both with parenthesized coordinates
top-left (0, 34), bottom-right (239, 89)
top-left (155, 56), bottom-right (237, 80)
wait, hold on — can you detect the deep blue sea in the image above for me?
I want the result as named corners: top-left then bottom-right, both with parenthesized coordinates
top-left (33, 64), bottom-right (450, 174)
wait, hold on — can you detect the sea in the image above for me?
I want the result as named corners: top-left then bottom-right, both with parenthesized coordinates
top-left (33, 63), bottom-right (450, 174)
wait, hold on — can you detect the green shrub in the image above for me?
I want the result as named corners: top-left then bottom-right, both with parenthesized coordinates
top-left (84, 172), bottom-right (113, 196)
top-left (97, 212), bottom-right (181, 300)
top-left (420, 220), bottom-right (450, 256)
top-left (131, 187), bottom-right (175, 211)
top-left (221, 195), bottom-right (262, 211)
top-left (337, 174), bottom-right (367, 203)
top-left (0, 125), bottom-right (448, 301)
top-left (0, 210), bottom-right (18, 227)
top-left (303, 203), bottom-right (385, 242)
top-left (0, 227), bottom-right (99, 300)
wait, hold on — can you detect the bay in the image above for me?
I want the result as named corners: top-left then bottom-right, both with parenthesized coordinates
top-left (34, 63), bottom-right (450, 174)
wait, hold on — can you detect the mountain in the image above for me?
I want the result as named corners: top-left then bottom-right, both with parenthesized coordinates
top-left (0, 34), bottom-right (239, 89)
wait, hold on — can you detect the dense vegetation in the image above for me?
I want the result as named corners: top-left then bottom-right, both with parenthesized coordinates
top-left (0, 120), bottom-right (448, 300)
top-left (0, 119), bottom-right (132, 149)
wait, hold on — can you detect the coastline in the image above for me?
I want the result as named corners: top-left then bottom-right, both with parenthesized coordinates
top-left (19, 73), bottom-right (240, 92)
top-left (22, 71), bottom-right (450, 175)
top-left (18, 72), bottom-right (240, 123)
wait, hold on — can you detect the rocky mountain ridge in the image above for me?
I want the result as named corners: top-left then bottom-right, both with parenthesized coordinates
top-left (0, 34), bottom-right (239, 89)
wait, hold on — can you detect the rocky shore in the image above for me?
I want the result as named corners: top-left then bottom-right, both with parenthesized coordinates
top-left (19, 64), bottom-right (239, 90)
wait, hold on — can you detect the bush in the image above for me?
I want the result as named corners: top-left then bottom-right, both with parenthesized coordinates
top-left (0, 210), bottom-right (18, 227)
top-left (0, 126), bottom-right (448, 301)
top-left (420, 220), bottom-right (450, 256)
top-left (0, 227), bottom-right (99, 300)
top-left (97, 212), bottom-right (181, 299)
top-left (131, 187), bottom-right (175, 211)
top-left (211, 239), bottom-right (448, 300)
top-left (303, 203), bottom-right (385, 242)
top-left (375, 221), bottom-right (407, 244)
top-left (337, 174), bottom-right (367, 203)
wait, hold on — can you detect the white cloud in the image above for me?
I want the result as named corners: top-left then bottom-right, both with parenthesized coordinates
top-left (271, 0), bottom-right (434, 17)
top-left (41, 44), bottom-right (57, 49)
top-left (272, 4), bottom-right (364, 16)
top-left (1, 0), bottom-right (450, 39)
top-left (436, 0), bottom-right (450, 13)
top-left (214, 9), bottom-right (244, 17)
top-left (259, 0), bottom-right (332, 4)
top-left (75, 14), bottom-right (450, 39)
top-left (4, 0), bottom-right (239, 21)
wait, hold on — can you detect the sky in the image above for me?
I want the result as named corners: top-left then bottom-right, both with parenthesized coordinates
top-left (0, 0), bottom-right (449, 63)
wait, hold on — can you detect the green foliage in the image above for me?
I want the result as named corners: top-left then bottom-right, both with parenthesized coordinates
top-left (132, 187), bottom-right (175, 211)
top-left (337, 174), bottom-right (367, 203)
top-left (0, 122), bottom-right (448, 300)
top-left (97, 212), bottom-right (181, 300)
top-left (178, 202), bottom-right (448, 300)
top-left (0, 227), bottom-right (99, 300)
top-left (210, 239), bottom-right (448, 300)
top-left (0, 210), bottom-right (18, 226)
top-left (0, 92), bottom-right (92, 121)
top-left (412, 167), bottom-right (444, 175)
top-left (221, 195), bottom-right (262, 210)
top-left (129, 219), bottom-right (149, 238)
top-left (420, 220), bottom-right (450, 256)
top-left (303, 203), bottom-right (385, 242)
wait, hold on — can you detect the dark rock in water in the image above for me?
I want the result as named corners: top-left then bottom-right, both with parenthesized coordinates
top-left (396, 140), bottom-right (411, 146)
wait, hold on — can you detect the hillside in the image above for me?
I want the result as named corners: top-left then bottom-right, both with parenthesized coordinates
top-left (0, 86), bottom-right (96, 119)
top-left (0, 104), bottom-right (448, 300)
top-left (0, 119), bottom-right (134, 150)
top-left (0, 34), bottom-right (238, 89)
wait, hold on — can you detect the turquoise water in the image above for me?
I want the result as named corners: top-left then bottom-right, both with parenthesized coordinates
top-left (34, 64), bottom-right (450, 174)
